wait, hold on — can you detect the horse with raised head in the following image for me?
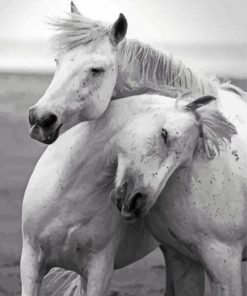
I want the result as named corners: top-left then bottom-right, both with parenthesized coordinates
top-left (111, 91), bottom-right (247, 296)
top-left (28, 1), bottom-right (218, 145)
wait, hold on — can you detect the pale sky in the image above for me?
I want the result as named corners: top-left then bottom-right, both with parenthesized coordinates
top-left (0, 0), bottom-right (246, 77)
top-left (1, 0), bottom-right (246, 43)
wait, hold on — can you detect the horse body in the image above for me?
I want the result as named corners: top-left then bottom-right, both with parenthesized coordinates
top-left (22, 96), bottom-right (177, 296)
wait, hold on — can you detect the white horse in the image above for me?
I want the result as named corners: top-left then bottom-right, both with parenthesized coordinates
top-left (22, 95), bottom-right (201, 296)
top-left (111, 90), bottom-right (247, 296)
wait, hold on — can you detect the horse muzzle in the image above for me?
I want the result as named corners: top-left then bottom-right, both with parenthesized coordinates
top-left (111, 183), bottom-right (147, 222)
top-left (29, 107), bottom-right (63, 144)
top-left (29, 123), bottom-right (63, 144)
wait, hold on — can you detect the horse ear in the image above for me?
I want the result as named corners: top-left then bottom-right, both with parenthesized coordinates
top-left (185, 95), bottom-right (216, 111)
top-left (71, 1), bottom-right (81, 15)
top-left (110, 13), bottom-right (128, 46)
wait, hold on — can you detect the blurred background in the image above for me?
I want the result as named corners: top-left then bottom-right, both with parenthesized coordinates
top-left (0, 0), bottom-right (246, 295)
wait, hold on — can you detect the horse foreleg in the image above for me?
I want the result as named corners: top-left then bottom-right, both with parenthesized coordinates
top-left (200, 240), bottom-right (242, 296)
top-left (20, 239), bottom-right (47, 296)
top-left (82, 243), bottom-right (115, 296)
top-left (160, 245), bottom-right (205, 296)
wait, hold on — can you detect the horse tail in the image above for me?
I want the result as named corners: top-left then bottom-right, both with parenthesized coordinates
top-left (41, 268), bottom-right (85, 295)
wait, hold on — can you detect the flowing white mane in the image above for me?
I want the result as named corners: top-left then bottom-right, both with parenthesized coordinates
top-left (50, 13), bottom-right (219, 98)
top-left (118, 39), bottom-right (219, 98)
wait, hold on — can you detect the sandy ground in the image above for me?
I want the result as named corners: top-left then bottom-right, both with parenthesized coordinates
top-left (0, 73), bottom-right (246, 295)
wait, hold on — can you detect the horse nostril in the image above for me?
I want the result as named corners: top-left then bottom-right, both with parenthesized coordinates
top-left (39, 113), bottom-right (58, 129)
top-left (29, 107), bottom-right (37, 126)
top-left (128, 192), bottom-right (143, 211)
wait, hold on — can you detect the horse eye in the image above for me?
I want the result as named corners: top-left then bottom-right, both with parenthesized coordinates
top-left (91, 67), bottom-right (105, 76)
top-left (162, 128), bottom-right (168, 143)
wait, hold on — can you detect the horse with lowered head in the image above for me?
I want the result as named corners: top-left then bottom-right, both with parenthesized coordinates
top-left (111, 92), bottom-right (247, 296)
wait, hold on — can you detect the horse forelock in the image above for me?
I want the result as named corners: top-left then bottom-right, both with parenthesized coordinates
top-left (49, 13), bottom-right (111, 52)
top-left (118, 39), bottom-right (219, 99)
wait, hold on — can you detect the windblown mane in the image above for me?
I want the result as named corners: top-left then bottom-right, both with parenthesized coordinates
top-left (117, 39), bottom-right (219, 98)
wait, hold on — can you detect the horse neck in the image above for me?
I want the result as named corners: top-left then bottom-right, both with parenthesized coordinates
top-left (113, 39), bottom-right (218, 100)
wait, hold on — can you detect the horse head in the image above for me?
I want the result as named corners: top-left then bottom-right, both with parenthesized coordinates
top-left (111, 95), bottom-right (237, 221)
top-left (29, 2), bottom-right (128, 144)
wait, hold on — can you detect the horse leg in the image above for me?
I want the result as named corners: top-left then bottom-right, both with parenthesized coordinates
top-left (160, 245), bottom-right (205, 296)
top-left (81, 243), bottom-right (115, 296)
top-left (20, 239), bottom-right (46, 296)
top-left (200, 240), bottom-right (242, 296)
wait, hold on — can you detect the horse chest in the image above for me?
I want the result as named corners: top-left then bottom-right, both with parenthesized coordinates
top-left (37, 200), bottom-right (123, 272)
top-left (23, 167), bottom-right (122, 273)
